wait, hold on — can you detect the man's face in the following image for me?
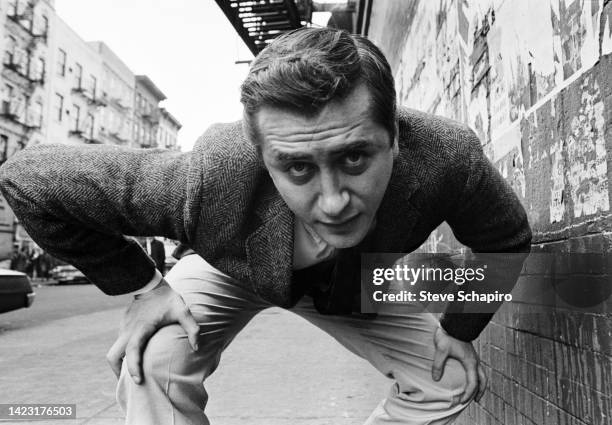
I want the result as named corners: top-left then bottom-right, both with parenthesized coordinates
top-left (257, 84), bottom-right (397, 248)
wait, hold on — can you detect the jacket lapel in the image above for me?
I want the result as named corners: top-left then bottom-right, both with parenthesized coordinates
top-left (245, 183), bottom-right (295, 307)
top-left (371, 147), bottom-right (422, 252)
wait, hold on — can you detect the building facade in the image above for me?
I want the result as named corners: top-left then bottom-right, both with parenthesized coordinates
top-left (133, 75), bottom-right (165, 149)
top-left (0, 2), bottom-right (182, 258)
top-left (364, 2), bottom-right (612, 425)
top-left (157, 107), bottom-right (180, 150)
top-left (0, 0), bottom-right (53, 256)
top-left (45, 15), bottom-right (105, 145)
top-left (88, 41), bottom-right (134, 147)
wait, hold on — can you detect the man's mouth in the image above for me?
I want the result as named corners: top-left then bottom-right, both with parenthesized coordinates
top-left (319, 214), bottom-right (360, 228)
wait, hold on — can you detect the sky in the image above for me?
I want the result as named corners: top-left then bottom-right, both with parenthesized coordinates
top-left (54, 0), bottom-right (253, 151)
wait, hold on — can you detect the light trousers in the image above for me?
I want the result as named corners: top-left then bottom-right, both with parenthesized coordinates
top-left (117, 254), bottom-right (471, 424)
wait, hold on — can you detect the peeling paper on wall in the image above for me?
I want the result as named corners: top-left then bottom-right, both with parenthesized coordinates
top-left (549, 139), bottom-right (565, 224)
top-left (566, 77), bottom-right (609, 218)
top-left (492, 122), bottom-right (521, 163)
top-left (395, 1), bottom-right (440, 113)
top-left (557, 0), bottom-right (603, 79)
top-left (578, 0), bottom-right (603, 70)
top-left (602, 7), bottom-right (612, 55)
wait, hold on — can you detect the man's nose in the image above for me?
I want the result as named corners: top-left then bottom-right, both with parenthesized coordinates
top-left (317, 171), bottom-right (349, 217)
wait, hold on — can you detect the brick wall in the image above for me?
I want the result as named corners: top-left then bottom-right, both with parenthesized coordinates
top-left (367, 1), bottom-right (612, 424)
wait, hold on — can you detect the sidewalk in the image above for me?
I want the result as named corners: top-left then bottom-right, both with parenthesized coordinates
top-left (0, 307), bottom-right (389, 425)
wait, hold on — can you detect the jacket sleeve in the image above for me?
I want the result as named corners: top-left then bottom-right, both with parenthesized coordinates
top-left (441, 128), bottom-right (532, 341)
top-left (0, 143), bottom-right (196, 295)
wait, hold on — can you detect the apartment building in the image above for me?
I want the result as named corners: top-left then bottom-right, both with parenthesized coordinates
top-left (157, 107), bottom-right (180, 151)
top-left (133, 74), bottom-right (165, 148)
top-left (0, 0), bottom-right (53, 256)
top-left (88, 41), bottom-right (134, 147)
top-left (0, 4), bottom-right (182, 258)
top-left (45, 15), bottom-right (105, 145)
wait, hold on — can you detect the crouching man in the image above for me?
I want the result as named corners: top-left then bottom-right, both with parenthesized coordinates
top-left (0, 27), bottom-right (531, 424)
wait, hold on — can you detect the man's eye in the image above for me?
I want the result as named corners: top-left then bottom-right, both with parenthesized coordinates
top-left (287, 162), bottom-right (312, 177)
top-left (343, 152), bottom-right (364, 166)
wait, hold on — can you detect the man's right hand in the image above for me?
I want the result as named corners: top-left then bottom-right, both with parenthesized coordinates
top-left (106, 279), bottom-right (200, 384)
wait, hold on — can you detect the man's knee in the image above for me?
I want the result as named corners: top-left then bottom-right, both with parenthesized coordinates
top-left (141, 324), bottom-right (194, 384)
top-left (392, 357), bottom-right (468, 406)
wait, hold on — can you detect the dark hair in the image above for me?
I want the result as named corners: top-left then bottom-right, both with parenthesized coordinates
top-left (240, 27), bottom-right (397, 146)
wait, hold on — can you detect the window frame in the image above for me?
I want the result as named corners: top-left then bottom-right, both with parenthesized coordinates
top-left (57, 48), bottom-right (66, 77)
top-left (53, 92), bottom-right (63, 122)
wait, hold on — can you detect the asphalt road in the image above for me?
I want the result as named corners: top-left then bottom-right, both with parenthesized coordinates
top-left (0, 283), bottom-right (389, 424)
top-left (0, 283), bottom-right (131, 333)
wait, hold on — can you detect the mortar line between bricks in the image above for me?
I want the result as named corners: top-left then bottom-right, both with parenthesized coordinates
top-left (494, 321), bottom-right (612, 359)
top-left (494, 365), bottom-right (611, 401)
top-left (496, 304), bottom-right (611, 318)
top-left (533, 225), bottom-right (612, 243)
top-left (499, 376), bottom-right (609, 425)
top-left (482, 355), bottom-right (611, 422)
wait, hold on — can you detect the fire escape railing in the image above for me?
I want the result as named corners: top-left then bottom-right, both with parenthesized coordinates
top-left (215, 0), bottom-right (312, 55)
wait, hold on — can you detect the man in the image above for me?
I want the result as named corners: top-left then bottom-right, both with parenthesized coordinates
top-left (0, 28), bottom-right (531, 424)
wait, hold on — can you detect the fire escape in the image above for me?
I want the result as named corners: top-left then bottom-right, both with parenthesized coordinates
top-left (1, 0), bottom-right (47, 138)
top-left (214, 0), bottom-right (313, 55)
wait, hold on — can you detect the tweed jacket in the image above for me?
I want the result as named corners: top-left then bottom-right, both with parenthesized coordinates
top-left (0, 108), bottom-right (531, 327)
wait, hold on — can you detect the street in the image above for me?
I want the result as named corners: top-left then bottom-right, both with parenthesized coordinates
top-left (0, 283), bottom-right (388, 425)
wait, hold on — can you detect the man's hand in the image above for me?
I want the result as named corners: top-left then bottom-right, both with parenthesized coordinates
top-left (106, 279), bottom-right (200, 384)
top-left (432, 325), bottom-right (487, 404)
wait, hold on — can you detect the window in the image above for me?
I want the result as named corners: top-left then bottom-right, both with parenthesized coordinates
top-left (40, 15), bottom-right (48, 36)
top-left (4, 36), bottom-right (16, 65)
top-left (57, 49), bottom-right (66, 76)
top-left (24, 5), bottom-right (33, 31)
top-left (136, 93), bottom-right (142, 111)
top-left (3, 84), bottom-right (14, 114)
top-left (88, 75), bottom-right (97, 98)
top-left (7, 0), bottom-right (17, 16)
top-left (34, 100), bottom-right (43, 127)
top-left (86, 113), bottom-right (94, 139)
top-left (53, 93), bottom-right (63, 121)
top-left (5, 84), bottom-right (14, 99)
top-left (71, 104), bottom-right (80, 131)
top-left (74, 63), bottom-right (82, 89)
top-left (13, 48), bottom-right (25, 72)
top-left (35, 57), bottom-right (45, 81)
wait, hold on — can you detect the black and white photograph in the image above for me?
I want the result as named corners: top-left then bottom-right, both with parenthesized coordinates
top-left (0, 1), bottom-right (610, 424)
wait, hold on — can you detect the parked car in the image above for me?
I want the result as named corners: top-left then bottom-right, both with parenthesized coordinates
top-left (0, 269), bottom-right (35, 314)
top-left (50, 264), bottom-right (90, 284)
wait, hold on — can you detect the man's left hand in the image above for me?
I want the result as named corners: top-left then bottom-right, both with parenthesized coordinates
top-left (431, 325), bottom-right (487, 404)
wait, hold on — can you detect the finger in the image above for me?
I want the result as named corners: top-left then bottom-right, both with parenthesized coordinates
top-left (125, 323), bottom-right (157, 385)
top-left (475, 365), bottom-right (487, 402)
top-left (460, 361), bottom-right (478, 403)
top-left (431, 348), bottom-right (448, 381)
top-left (106, 336), bottom-right (128, 378)
top-left (176, 305), bottom-right (200, 351)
